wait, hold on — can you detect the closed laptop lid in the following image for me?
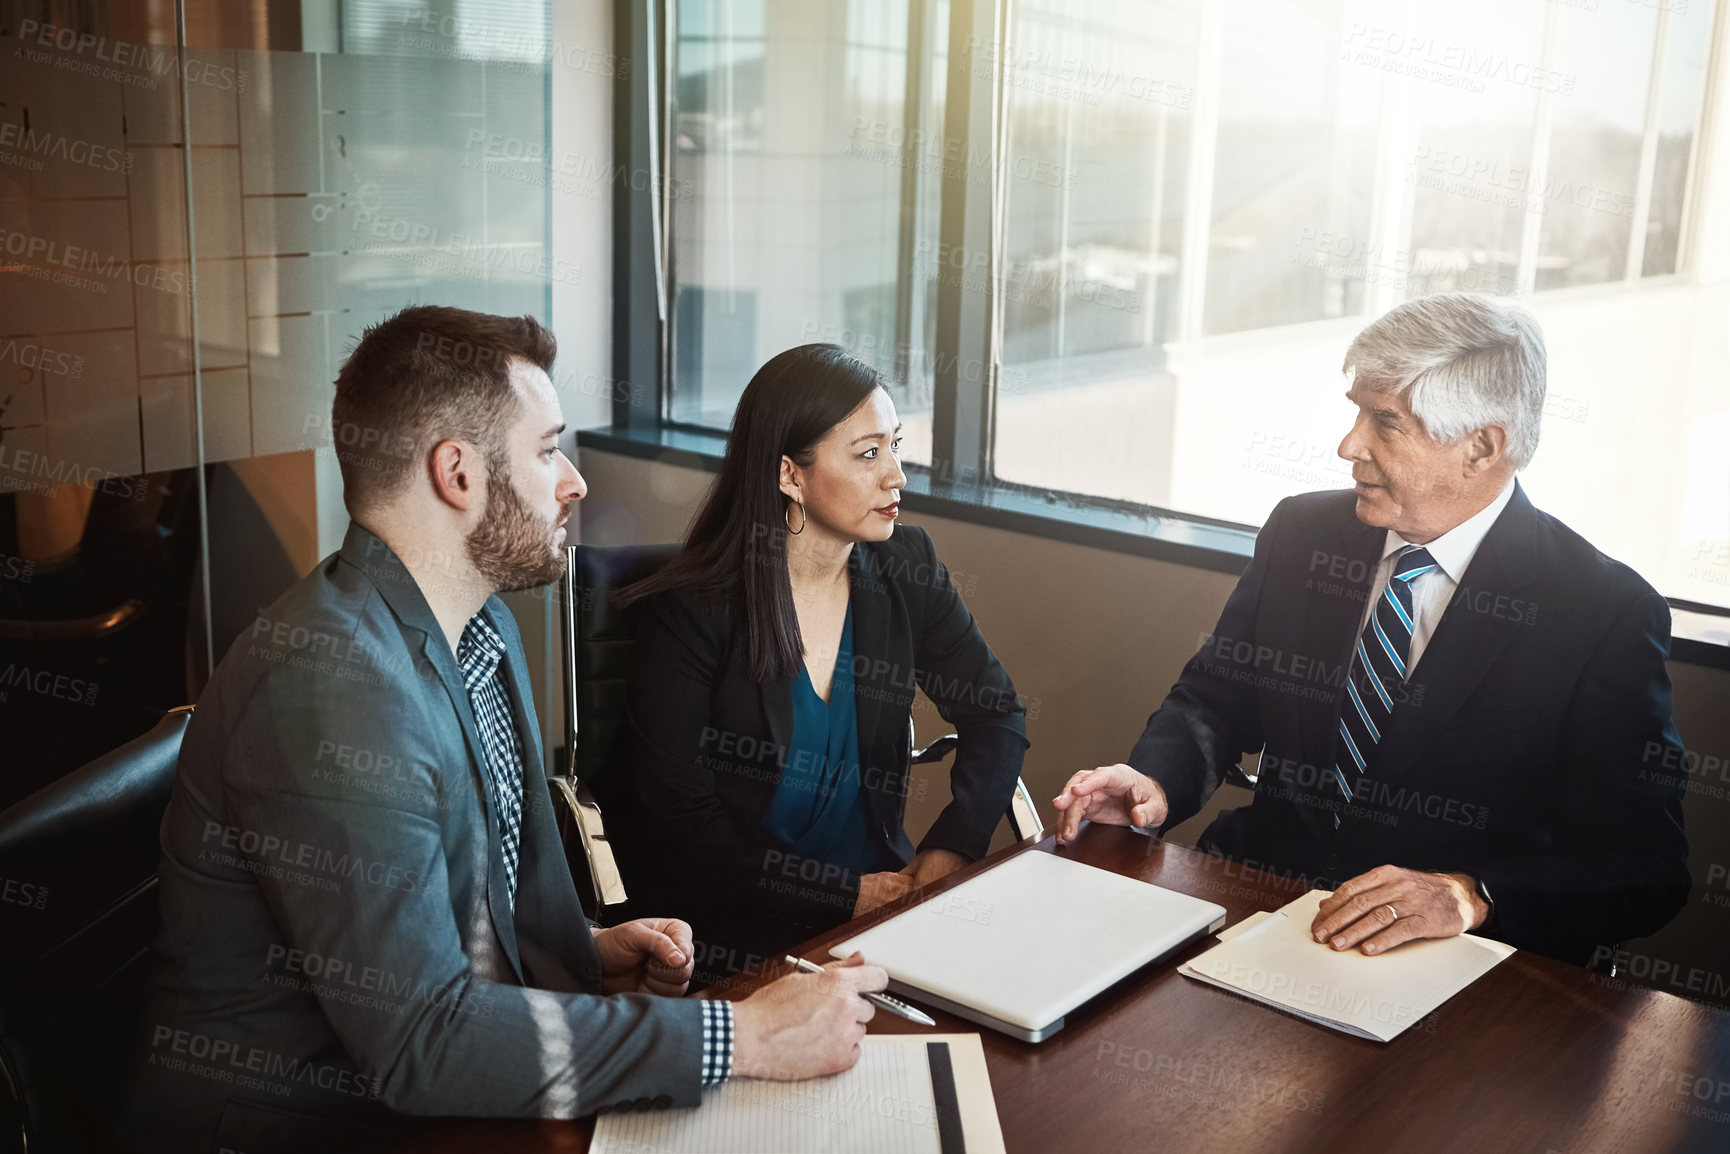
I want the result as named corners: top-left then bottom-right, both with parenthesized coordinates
top-left (832, 849), bottom-right (1227, 1032)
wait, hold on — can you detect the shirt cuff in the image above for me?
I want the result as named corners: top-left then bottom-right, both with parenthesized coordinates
top-left (699, 1000), bottom-right (735, 1087)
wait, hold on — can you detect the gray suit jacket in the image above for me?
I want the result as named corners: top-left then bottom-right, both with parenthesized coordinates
top-left (121, 523), bottom-right (703, 1153)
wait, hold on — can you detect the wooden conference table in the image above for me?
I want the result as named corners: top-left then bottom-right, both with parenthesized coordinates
top-left (414, 826), bottom-right (1730, 1154)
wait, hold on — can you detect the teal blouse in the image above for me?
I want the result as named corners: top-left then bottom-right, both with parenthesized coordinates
top-left (762, 604), bottom-right (892, 874)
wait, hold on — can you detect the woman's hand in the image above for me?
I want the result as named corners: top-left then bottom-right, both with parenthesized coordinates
top-left (853, 850), bottom-right (969, 917)
top-left (899, 848), bottom-right (969, 890)
top-left (853, 871), bottom-right (916, 917)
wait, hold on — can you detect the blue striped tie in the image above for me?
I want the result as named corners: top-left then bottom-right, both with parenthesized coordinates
top-left (1333, 545), bottom-right (1437, 828)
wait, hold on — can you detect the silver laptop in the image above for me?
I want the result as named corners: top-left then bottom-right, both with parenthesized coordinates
top-left (831, 849), bottom-right (1228, 1042)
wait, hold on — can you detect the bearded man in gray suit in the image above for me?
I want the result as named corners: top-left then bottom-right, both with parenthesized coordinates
top-left (121, 306), bottom-right (884, 1153)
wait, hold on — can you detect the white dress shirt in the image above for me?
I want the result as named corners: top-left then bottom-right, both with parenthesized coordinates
top-left (1354, 477), bottom-right (1518, 674)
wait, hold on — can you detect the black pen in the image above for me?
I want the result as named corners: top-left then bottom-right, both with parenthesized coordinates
top-left (783, 954), bottom-right (936, 1026)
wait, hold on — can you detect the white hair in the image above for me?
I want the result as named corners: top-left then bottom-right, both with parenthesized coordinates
top-left (1342, 292), bottom-right (1547, 469)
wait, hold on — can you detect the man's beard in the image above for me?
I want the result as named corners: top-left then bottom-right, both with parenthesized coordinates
top-left (465, 464), bottom-right (568, 593)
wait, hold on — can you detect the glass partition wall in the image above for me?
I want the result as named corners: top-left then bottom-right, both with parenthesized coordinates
top-left (0, 0), bottom-right (554, 805)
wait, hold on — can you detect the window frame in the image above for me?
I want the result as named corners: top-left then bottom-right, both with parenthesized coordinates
top-left (605, 0), bottom-right (1730, 655)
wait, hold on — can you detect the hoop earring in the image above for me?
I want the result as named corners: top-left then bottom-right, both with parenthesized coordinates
top-left (785, 500), bottom-right (806, 535)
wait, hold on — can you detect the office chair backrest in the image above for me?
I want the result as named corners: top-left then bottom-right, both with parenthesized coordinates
top-left (563, 544), bottom-right (682, 787)
top-left (0, 706), bottom-right (192, 1154)
top-left (552, 544), bottom-right (682, 920)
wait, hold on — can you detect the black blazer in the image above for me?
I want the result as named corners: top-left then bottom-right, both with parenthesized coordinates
top-left (1130, 484), bottom-right (1690, 965)
top-left (603, 525), bottom-right (1027, 972)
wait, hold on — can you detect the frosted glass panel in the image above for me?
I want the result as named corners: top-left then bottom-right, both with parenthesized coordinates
top-left (220, 38), bottom-right (551, 464)
top-left (0, 0), bottom-right (554, 798)
top-left (0, 7), bottom-right (199, 799)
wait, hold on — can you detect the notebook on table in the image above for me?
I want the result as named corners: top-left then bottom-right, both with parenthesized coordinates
top-left (1179, 889), bottom-right (1517, 1041)
top-left (831, 849), bottom-right (1228, 1042)
top-left (590, 1034), bottom-right (1003, 1154)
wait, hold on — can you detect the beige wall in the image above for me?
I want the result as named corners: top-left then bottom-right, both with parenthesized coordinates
top-left (571, 444), bottom-right (1730, 995)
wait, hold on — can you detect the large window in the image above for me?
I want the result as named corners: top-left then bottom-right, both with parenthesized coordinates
top-left (654, 0), bottom-right (1728, 611)
top-left (667, 0), bottom-right (946, 464)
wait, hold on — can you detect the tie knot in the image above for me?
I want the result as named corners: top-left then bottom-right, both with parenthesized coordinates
top-left (1392, 545), bottom-right (1437, 584)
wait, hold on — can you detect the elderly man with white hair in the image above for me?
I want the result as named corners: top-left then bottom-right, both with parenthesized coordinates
top-left (1055, 292), bottom-right (1689, 966)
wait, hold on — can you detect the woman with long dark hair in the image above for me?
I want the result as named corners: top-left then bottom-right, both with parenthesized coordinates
top-left (602, 344), bottom-right (1028, 984)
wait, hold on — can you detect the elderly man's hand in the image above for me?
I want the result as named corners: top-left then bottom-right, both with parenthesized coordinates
top-left (1052, 764), bottom-right (1168, 844)
top-left (1310, 866), bottom-right (1489, 955)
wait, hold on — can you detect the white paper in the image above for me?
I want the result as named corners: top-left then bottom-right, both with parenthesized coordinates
top-left (592, 1034), bottom-right (1004, 1154)
top-left (1180, 889), bottom-right (1516, 1042)
top-left (1214, 909), bottom-right (1278, 943)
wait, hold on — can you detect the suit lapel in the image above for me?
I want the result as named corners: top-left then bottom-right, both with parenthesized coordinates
top-left (340, 524), bottom-right (524, 983)
top-left (491, 600), bottom-right (546, 785)
top-left (848, 544), bottom-right (900, 828)
top-left (1374, 485), bottom-right (1540, 776)
top-left (1297, 508), bottom-right (1385, 774)
top-left (760, 643), bottom-right (793, 781)
top-left (849, 545), bottom-right (892, 758)
top-left (492, 601), bottom-right (599, 987)
top-left (417, 620), bottom-right (526, 984)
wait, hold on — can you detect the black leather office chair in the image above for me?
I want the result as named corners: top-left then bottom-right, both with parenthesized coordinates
top-left (0, 705), bottom-right (191, 1154)
top-left (549, 544), bottom-right (1044, 922)
top-left (0, 471), bottom-right (200, 810)
top-left (548, 543), bottom-right (679, 922)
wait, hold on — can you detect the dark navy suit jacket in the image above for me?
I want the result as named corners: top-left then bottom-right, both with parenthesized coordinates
top-left (1129, 484), bottom-right (1690, 964)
